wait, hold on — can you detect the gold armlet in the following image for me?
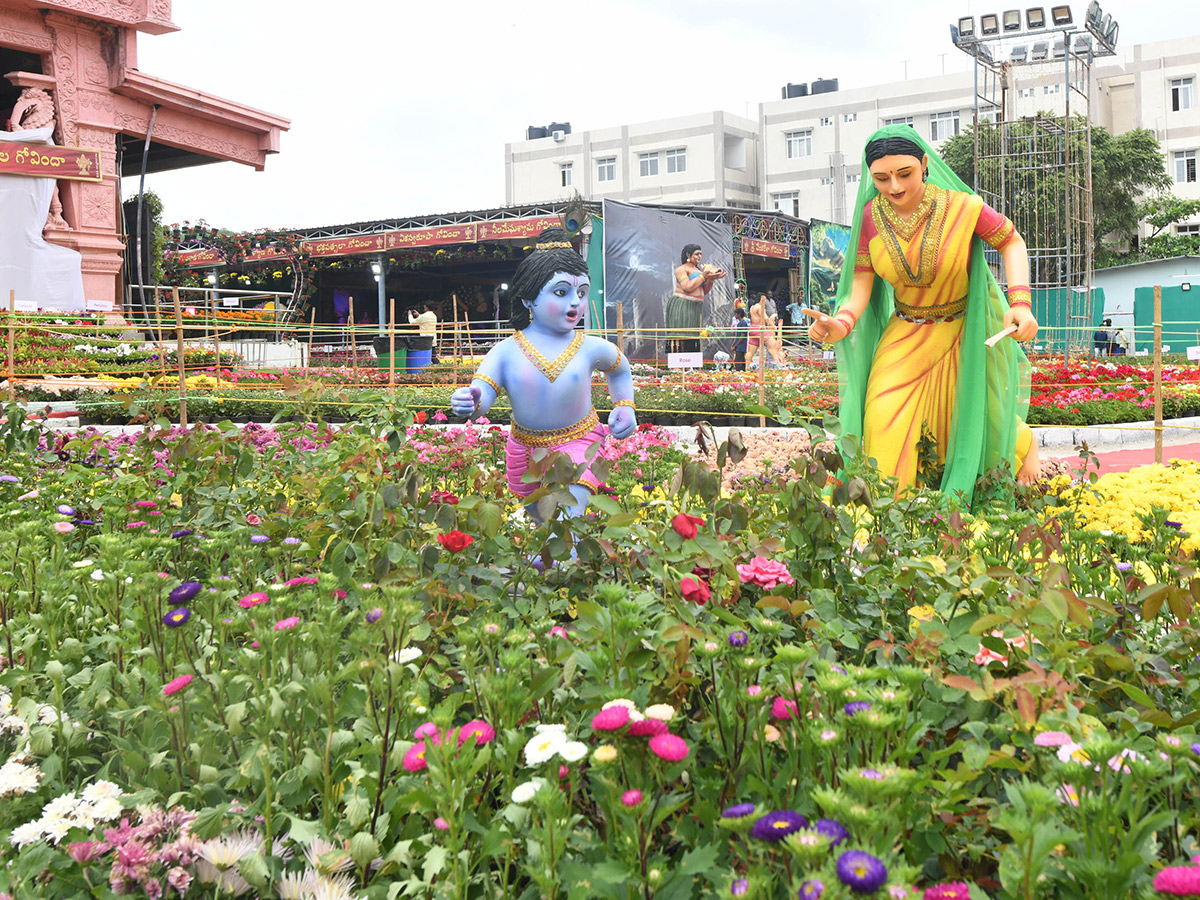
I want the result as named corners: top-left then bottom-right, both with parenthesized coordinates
top-left (474, 373), bottom-right (501, 394)
top-left (612, 400), bottom-right (635, 409)
top-left (600, 350), bottom-right (623, 373)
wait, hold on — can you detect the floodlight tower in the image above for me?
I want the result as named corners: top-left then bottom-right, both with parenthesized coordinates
top-left (950, 4), bottom-right (1119, 355)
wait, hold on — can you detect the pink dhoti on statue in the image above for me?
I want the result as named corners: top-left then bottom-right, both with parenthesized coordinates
top-left (506, 409), bottom-right (607, 498)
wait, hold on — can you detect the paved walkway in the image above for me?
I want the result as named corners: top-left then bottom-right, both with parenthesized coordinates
top-left (1043, 437), bottom-right (1200, 475)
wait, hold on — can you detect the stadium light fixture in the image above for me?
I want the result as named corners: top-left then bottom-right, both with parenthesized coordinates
top-left (1026, 7), bottom-right (1046, 28)
top-left (958, 16), bottom-right (976, 38)
top-left (1003, 9), bottom-right (1022, 31)
top-left (981, 13), bottom-right (1000, 34)
top-left (1051, 5), bottom-right (1072, 24)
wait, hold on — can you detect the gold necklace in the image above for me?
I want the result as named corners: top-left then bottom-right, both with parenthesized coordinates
top-left (514, 330), bottom-right (583, 382)
top-left (872, 184), bottom-right (948, 288)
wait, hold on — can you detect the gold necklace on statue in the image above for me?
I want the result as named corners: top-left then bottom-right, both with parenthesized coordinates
top-left (872, 184), bottom-right (947, 288)
top-left (514, 330), bottom-right (583, 382)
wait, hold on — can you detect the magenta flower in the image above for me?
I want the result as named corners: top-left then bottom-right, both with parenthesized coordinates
top-left (629, 718), bottom-right (669, 737)
top-left (771, 696), bottom-right (798, 720)
top-left (415, 722), bottom-right (439, 740)
top-left (162, 674), bottom-right (193, 696)
top-left (402, 742), bottom-right (428, 772)
top-left (648, 733), bottom-right (689, 762)
top-left (922, 882), bottom-right (972, 899)
top-left (274, 616), bottom-right (300, 631)
top-left (459, 720), bottom-right (496, 747)
top-left (736, 556), bottom-right (795, 589)
top-left (1154, 865), bottom-right (1200, 895)
top-left (135, 500), bottom-right (158, 509)
top-left (592, 706), bottom-right (631, 731)
top-left (67, 841), bottom-right (105, 864)
top-left (621, 789), bottom-right (643, 807)
top-left (239, 592), bottom-right (268, 608)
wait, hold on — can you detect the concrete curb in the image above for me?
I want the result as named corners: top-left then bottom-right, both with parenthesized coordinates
top-left (1031, 416), bottom-right (1200, 448)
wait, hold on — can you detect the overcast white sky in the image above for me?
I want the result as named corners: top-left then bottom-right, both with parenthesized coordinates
top-left (126, 0), bottom-right (1192, 232)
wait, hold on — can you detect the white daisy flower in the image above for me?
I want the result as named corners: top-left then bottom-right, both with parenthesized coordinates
top-left (511, 778), bottom-right (545, 804)
top-left (394, 647), bottom-right (422, 665)
top-left (523, 731), bottom-right (567, 766)
top-left (558, 741), bottom-right (588, 762)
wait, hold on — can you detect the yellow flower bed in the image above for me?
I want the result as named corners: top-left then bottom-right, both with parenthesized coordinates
top-left (1069, 460), bottom-right (1200, 552)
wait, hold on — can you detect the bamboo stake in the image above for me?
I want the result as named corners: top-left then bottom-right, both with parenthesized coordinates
top-left (308, 309), bottom-right (316, 374)
top-left (348, 295), bottom-right (357, 370)
top-left (388, 297), bottom-right (396, 390)
top-left (452, 293), bottom-right (460, 383)
top-left (173, 287), bottom-right (188, 427)
top-left (6, 291), bottom-right (15, 404)
top-left (1153, 284), bottom-right (1162, 465)
top-left (212, 294), bottom-right (221, 385)
top-left (616, 302), bottom-right (624, 358)
top-left (154, 287), bottom-right (168, 383)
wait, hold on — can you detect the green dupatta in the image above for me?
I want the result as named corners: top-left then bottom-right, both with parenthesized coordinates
top-left (833, 124), bottom-right (1030, 504)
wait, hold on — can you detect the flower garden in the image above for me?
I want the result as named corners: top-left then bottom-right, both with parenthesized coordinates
top-left (4, 311), bottom-right (1200, 899)
top-left (1, 385), bottom-right (1200, 900)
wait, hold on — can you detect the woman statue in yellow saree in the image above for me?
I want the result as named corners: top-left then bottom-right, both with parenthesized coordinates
top-left (807, 125), bottom-right (1039, 502)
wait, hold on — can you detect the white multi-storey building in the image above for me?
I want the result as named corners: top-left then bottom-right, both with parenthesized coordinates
top-left (504, 35), bottom-right (1200, 238)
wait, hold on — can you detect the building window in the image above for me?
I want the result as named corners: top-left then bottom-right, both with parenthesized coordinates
top-left (977, 108), bottom-right (999, 124)
top-left (819, 176), bottom-right (834, 186)
top-left (1172, 77), bottom-right (1194, 112)
top-left (847, 173), bottom-right (859, 183)
top-left (665, 147), bottom-right (686, 174)
top-left (639, 152), bottom-right (659, 177)
top-left (771, 191), bottom-right (800, 217)
top-left (1176, 223), bottom-right (1200, 236)
top-left (843, 112), bottom-right (858, 123)
top-left (560, 163), bottom-right (572, 188)
top-left (596, 157), bottom-right (616, 183)
top-left (883, 116), bottom-right (914, 127)
top-left (820, 116), bottom-right (833, 127)
top-left (1018, 87), bottom-right (1035, 98)
top-left (785, 129), bottom-right (813, 159)
top-left (1176, 150), bottom-right (1197, 184)
top-left (930, 111), bottom-right (961, 142)
top-left (1043, 83), bottom-right (1062, 95)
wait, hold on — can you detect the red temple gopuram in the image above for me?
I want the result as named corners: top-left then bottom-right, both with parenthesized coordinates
top-left (1, 0), bottom-right (288, 308)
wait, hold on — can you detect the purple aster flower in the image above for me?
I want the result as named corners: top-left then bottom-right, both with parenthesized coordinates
top-left (1191, 742), bottom-right (1200, 755)
top-left (162, 607), bottom-right (191, 628)
top-left (642, 484), bottom-right (656, 492)
top-left (172, 529), bottom-right (192, 539)
top-left (250, 535), bottom-right (268, 544)
top-left (830, 665), bottom-right (846, 675)
top-left (844, 701), bottom-right (871, 716)
top-left (283, 537), bottom-right (301, 545)
top-left (731, 879), bottom-right (749, 897)
top-left (1116, 561), bottom-right (1133, 572)
top-left (722, 803), bottom-right (756, 819)
top-left (365, 608), bottom-right (383, 623)
top-left (750, 810), bottom-right (808, 842)
top-left (168, 582), bottom-right (202, 604)
top-left (798, 881), bottom-right (825, 900)
top-left (814, 818), bottom-right (848, 846)
top-left (57, 504), bottom-right (76, 516)
top-left (860, 768), bottom-right (884, 780)
top-left (0, 475), bottom-right (19, 483)
top-left (729, 630), bottom-right (749, 648)
top-left (1165, 520), bottom-right (1182, 529)
top-left (836, 850), bottom-right (887, 893)
top-left (76, 519), bottom-right (95, 526)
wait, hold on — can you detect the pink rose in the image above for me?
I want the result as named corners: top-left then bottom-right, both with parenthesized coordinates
top-left (736, 556), bottom-right (795, 589)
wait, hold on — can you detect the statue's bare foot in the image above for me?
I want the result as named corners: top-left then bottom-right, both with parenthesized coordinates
top-left (1017, 441), bottom-right (1042, 486)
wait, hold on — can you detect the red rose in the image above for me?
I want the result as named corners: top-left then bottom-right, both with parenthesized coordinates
top-left (670, 513), bottom-right (705, 540)
top-left (414, 411), bottom-right (428, 424)
top-left (680, 576), bottom-right (710, 606)
top-left (436, 530), bottom-right (474, 553)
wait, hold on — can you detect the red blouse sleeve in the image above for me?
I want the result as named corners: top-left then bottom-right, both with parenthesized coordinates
top-left (855, 202), bottom-right (877, 273)
top-left (976, 201), bottom-right (1017, 250)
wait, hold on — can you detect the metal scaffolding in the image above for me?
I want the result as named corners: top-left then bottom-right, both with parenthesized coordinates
top-left (953, 9), bottom-right (1114, 353)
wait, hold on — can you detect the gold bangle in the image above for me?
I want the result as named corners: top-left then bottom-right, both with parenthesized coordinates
top-left (612, 400), bottom-right (635, 409)
top-left (473, 373), bottom-right (501, 394)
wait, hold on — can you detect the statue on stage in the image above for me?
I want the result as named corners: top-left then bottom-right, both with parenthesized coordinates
top-left (807, 125), bottom-right (1039, 501)
top-left (668, 243), bottom-right (724, 353)
top-left (450, 228), bottom-right (636, 520)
